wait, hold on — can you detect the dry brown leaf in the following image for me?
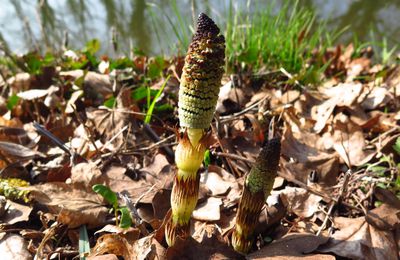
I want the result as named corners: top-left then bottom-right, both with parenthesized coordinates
top-left (72, 161), bottom-right (156, 204)
top-left (361, 86), bottom-right (391, 110)
top-left (151, 189), bottom-right (171, 220)
top-left (28, 182), bottom-right (108, 228)
top-left (141, 153), bottom-right (170, 177)
top-left (277, 187), bottom-right (322, 218)
top-left (60, 70), bottom-right (112, 97)
top-left (366, 203), bottom-right (400, 231)
top-left (318, 216), bottom-right (398, 259)
top-left (313, 83), bottom-right (362, 133)
top-left (88, 254), bottom-right (119, 260)
top-left (328, 114), bottom-right (375, 166)
top-left (94, 224), bottom-right (140, 245)
top-left (87, 108), bottom-right (130, 150)
top-left (248, 233), bottom-right (332, 260)
top-left (71, 161), bottom-right (104, 188)
top-left (1, 201), bottom-right (32, 225)
top-left (0, 141), bottom-right (44, 161)
top-left (281, 125), bottom-right (339, 186)
top-left (91, 233), bottom-right (134, 260)
top-left (366, 187), bottom-right (400, 231)
top-left (207, 165), bottom-right (241, 208)
top-left (166, 235), bottom-right (243, 260)
top-left (216, 81), bottom-right (248, 115)
top-left (0, 234), bottom-right (32, 260)
top-left (192, 197), bottom-right (222, 221)
top-left (7, 72), bottom-right (31, 92)
top-left (65, 90), bottom-right (84, 114)
top-left (346, 57), bottom-right (370, 81)
top-left (202, 171), bottom-right (231, 196)
top-left (132, 234), bottom-right (168, 260)
top-left (103, 165), bottom-right (156, 203)
top-left (17, 88), bottom-right (49, 100)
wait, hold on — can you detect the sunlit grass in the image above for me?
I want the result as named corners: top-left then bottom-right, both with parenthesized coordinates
top-left (149, 0), bottom-right (344, 84)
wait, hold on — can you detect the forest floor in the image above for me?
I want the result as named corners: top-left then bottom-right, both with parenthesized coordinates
top-left (0, 41), bottom-right (399, 259)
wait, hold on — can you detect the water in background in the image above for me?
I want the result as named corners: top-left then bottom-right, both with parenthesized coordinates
top-left (0, 0), bottom-right (399, 56)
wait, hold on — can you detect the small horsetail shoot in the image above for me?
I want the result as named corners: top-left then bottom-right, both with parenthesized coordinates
top-left (232, 122), bottom-right (281, 254)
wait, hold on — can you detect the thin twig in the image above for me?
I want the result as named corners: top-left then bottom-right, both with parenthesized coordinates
top-left (100, 125), bottom-right (128, 152)
top-left (280, 67), bottom-right (305, 90)
top-left (218, 96), bottom-right (269, 122)
top-left (143, 123), bottom-right (175, 161)
top-left (213, 152), bottom-right (255, 164)
top-left (316, 170), bottom-right (352, 236)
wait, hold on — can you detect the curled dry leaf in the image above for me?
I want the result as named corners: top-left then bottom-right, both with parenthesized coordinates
top-left (166, 236), bottom-right (243, 260)
top-left (361, 86), bottom-right (391, 110)
top-left (202, 171), bottom-right (232, 196)
top-left (1, 200), bottom-right (32, 225)
top-left (0, 141), bottom-right (44, 161)
top-left (281, 124), bottom-right (339, 186)
top-left (327, 114), bottom-right (375, 166)
top-left (59, 70), bottom-right (112, 97)
top-left (277, 187), bottom-right (322, 218)
top-left (7, 72), bottom-right (31, 92)
top-left (313, 83), bottom-right (362, 133)
top-left (91, 233), bottom-right (134, 260)
top-left (132, 235), bottom-right (161, 260)
top-left (206, 165), bottom-right (242, 208)
top-left (94, 224), bottom-right (141, 243)
top-left (248, 233), bottom-right (332, 260)
top-left (318, 216), bottom-right (399, 260)
top-left (28, 182), bottom-right (108, 228)
top-left (192, 197), bottom-right (222, 221)
top-left (0, 234), bottom-right (32, 260)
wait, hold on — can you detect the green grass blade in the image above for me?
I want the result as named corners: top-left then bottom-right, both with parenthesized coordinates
top-left (144, 75), bottom-right (171, 124)
top-left (79, 225), bottom-right (90, 260)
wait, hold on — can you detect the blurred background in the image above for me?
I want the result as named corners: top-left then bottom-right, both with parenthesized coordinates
top-left (0, 0), bottom-right (399, 56)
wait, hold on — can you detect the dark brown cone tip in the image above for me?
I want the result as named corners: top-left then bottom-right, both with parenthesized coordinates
top-left (257, 137), bottom-right (281, 171)
top-left (194, 13), bottom-right (220, 39)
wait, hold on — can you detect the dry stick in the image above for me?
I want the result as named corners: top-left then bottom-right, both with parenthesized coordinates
top-left (214, 152), bottom-right (255, 164)
top-left (218, 96), bottom-right (269, 123)
top-left (100, 125), bottom-right (128, 152)
top-left (368, 126), bottom-right (400, 145)
top-left (143, 123), bottom-right (174, 161)
top-left (279, 67), bottom-right (306, 90)
top-left (135, 134), bottom-right (176, 152)
top-left (316, 170), bottom-right (352, 236)
top-left (120, 191), bottom-right (150, 236)
top-left (211, 124), bottom-right (240, 177)
top-left (33, 123), bottom-right (87, 167)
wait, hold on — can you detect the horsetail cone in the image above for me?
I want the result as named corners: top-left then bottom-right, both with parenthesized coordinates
top-left (165, 13), bottom-right (225, 247)
top-left (178, 12), bottom-right (225, 130)
top-left (232, 137), bottom-right (281, 254)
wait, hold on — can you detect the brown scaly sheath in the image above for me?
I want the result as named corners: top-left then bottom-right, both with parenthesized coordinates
top-left (232, 136), bottom-right (281, 254)
top-left (165, 13), bottom-right (225, 247)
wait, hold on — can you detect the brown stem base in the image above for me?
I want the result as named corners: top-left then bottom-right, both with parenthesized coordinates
top-left (232, 186), bottom-right (265, 254)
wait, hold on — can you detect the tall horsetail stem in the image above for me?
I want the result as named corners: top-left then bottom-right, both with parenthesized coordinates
top-left (232, 137), bottom-right (281, 254)
top-left (165, 13), bottom-right (225, 247)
